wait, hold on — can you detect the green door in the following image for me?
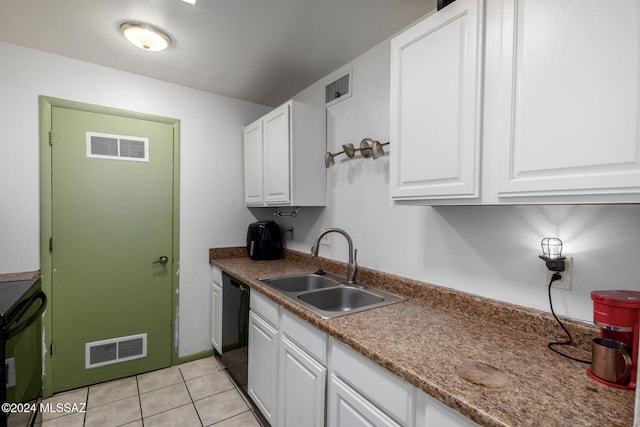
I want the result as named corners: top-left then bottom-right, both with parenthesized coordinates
top-left (50, 106), bottom-right (175, 392)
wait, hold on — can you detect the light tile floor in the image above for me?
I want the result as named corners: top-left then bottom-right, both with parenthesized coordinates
top-left (17, 357), bottom-right (266, 427)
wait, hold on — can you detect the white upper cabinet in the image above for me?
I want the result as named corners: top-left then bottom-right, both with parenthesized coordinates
top-left (390, 0), bottom-right (484, 201)
top-left (244, 100), bottom-right (326, 207)
top-left (263, 105), bottom-right (292, 204)
top-left (392, 0), bottom-right (640, 204)
top-left (491, 0), bottom-right (640, 202)
top-left (244, 120), bottom-right (264, 205)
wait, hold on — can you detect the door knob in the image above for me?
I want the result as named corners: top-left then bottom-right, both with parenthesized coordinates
top-left (153, 255), bottom-right (169, 265)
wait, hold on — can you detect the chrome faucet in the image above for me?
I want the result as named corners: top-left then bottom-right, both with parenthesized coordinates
top-left (311, 228), bottom-right (358, 284)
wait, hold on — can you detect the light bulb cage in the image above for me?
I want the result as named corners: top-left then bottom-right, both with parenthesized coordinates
top-left (539, 237), bottom-right (566, 272)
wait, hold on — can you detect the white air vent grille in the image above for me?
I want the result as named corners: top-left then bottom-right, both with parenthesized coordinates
top-left (87, 132), bottom-right (149, 162)
top-left (119, 139), bottom-right (146, 159)
top-left (90, 136), bottom-right (118, 156)
top-left (325, 70), bottom-right (352, 106)
top-left (5, 358), bottom-right (15, 388)
top-left (85, 333), bottom-right (147, 369)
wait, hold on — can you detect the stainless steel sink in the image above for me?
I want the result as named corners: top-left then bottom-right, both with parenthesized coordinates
top-left (260, 273), bottom-right (340, 293)
top-left (298, 286), bottom-right (384, 311)
top-left (259, 273), bottom-right (405, 319)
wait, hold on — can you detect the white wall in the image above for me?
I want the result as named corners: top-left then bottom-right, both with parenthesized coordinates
top-left (4, 26), bottom-right (639, 360)
top-left (253, 40), bottom-right (640, 323)
top-left (0, 41), bottom-right (270, 357)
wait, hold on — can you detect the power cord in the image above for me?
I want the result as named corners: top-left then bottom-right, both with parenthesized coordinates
top-left (281, 228), bottom-right (294, 240)
top-left (547, 273), bottom-right (591, 364)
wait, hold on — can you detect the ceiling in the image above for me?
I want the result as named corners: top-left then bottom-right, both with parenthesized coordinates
top-left (0, 0), bottom-right (435, 107)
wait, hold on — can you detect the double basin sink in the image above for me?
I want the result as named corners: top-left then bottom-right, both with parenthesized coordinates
top-left (259, 272), bottom-right (405, 319)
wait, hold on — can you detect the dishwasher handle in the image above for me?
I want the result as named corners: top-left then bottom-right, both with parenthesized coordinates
top-left (238, 284), bottom-right (250, 346)
top-left (6, 290), bottom-right (47, 340)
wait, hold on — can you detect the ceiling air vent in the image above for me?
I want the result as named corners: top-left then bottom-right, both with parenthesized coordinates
top-left (325, 70), bottom-right (352, 107)
top-left (87, 132), bottom-right (149, 162)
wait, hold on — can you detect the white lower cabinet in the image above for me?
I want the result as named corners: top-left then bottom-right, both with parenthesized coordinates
top-left (248, 309), bottom-right (279, 424)
top-left (278, 310), bottom-right (328, 427)
top-left (328, 375), bottom-right (402, 427)
top-left (210, 281), bottom-right (222, 353)
top-left (247, 293), bottom-right (477, 427)
top-left (278, 335), bottom-right (326, 427)
top-left (210, 266), bottom-right (223, 354)
top-left (248, 292), bottom-right (328, 427)
top-left (329, 339), bottom-right (412, 427)
top-left (415, 389), bottom-right (479, 427)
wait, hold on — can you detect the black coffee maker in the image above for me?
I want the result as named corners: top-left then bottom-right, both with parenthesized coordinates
top-left (246, 221), bottom-right (282, 260)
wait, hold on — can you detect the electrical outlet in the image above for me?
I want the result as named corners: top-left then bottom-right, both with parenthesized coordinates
top-left (290, 227), bottom-right (295, 240)
top-left (545, 256), bottom-right (572, 290)
top-left (320, 234), bottom-right (331, 247)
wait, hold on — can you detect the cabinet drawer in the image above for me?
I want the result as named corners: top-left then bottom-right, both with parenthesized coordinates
top-left (328, 375), bottom-right (402, 427)
top-left (211, 266), bottom-right (222, 285)
top-left (331, 340), bottom-right (412, 426)
top-left (251, 291), bottom-right (279, 327)
top-left (281, 309), bottom-right (327, 363)
top-left (415, 388), bottom-right (479, 427)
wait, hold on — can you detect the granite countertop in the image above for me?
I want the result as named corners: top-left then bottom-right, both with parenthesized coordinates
top-left (210, 249), bottom-right (635, 427)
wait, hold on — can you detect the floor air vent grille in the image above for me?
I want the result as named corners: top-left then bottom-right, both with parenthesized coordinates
top-left (85, 333), bottom-right (147, 369)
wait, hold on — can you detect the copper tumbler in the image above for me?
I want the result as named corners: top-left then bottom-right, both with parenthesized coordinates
top-left (591, 338), bottom-right (633, 384)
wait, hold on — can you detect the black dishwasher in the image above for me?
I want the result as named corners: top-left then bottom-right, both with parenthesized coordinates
top-left (218, 272), bottom-right (250, 393)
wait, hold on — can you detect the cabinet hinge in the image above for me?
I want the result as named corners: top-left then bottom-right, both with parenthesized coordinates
top-left (50, 342), bottom-right (54, 356)
top-left (49, 237), bottom-right (53, 253)
top-left (49, 130), bottom-right (53, 146)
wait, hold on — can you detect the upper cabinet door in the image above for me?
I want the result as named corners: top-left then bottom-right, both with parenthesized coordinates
top-left (390, 0), bottom-right (484, 201)
top-left (263, 104), bottom-right (291, 205)
top-left (495, 0), bottom-right (640, 201)
top-left (243, 100), bottom-right (325, 207)
top-left (244, 120), bottom-right (264, 205)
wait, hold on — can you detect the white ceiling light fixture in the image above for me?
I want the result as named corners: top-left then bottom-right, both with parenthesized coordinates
top-left (180, 0), bottom-right (197, 5)
top-left (119, 22), bottom-right (172, 52)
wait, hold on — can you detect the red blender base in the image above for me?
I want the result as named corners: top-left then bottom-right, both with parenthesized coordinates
top-left (587, 369), bottom-right (635, 390)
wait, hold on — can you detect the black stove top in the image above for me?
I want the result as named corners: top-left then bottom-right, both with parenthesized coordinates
top-left (0, 279), bottom-right (41, 324)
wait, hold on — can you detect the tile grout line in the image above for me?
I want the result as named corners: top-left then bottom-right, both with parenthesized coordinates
top-left (46, 358), bottom-right (262, 427)
top-left (136, 374), bottom-right (144, 427)
top-left (179, 363), bottom-right (205, 427)
top-left (83, 387), bottom-right (88, 427)
top-left (209, 408), bottom-right (255, 427)
top-left (215, 359), bottom-right (264, 426)
top-left (84, 388), bottom-right (138, 411)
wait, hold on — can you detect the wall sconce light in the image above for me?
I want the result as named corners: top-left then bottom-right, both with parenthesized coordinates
top-left (539, 237), bottom-right (566, 272)
top-left (538, 237), bottom-right (589, 364)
